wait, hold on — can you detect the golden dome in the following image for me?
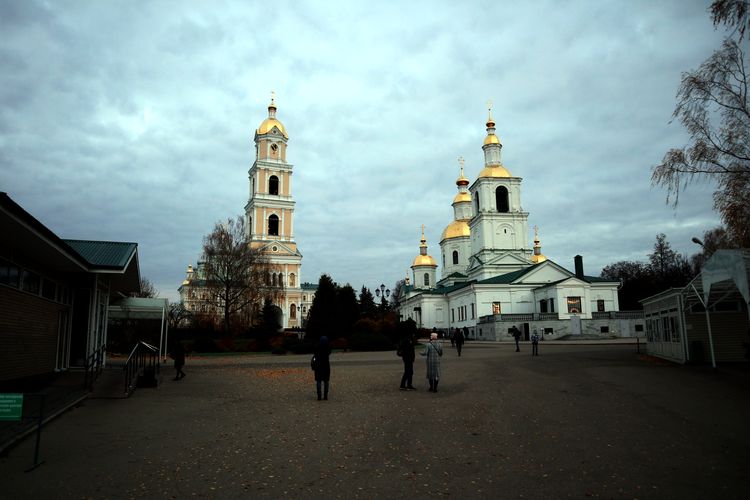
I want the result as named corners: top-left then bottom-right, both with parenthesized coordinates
top-left (531, 254), bottom-right (548, 264)
top-left (483, 133), bottom-right (501, 146)
top-left (257, 118), bottom-right (288, 139)
top-left (441, 220), bottom-right (470, 241)
top-left (412, 254), bottom-right (437, 267)
top-left (478, 164), bottom-right (512, 178)
top-left (456, 174), bottom-right (470, 186)
top-left (453, 191), bottom-right (471, 204)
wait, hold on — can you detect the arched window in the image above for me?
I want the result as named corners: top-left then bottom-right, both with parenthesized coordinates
top-left (424, 273), bottom-right (430, 286)
top-left (278, 273), bottom-right (284, 287)
top-left (269, 175), bottom-right (279, 195)
top-left (272, 273), bottom-right (277, 287)
top-left (289, 273), bottom-right (296, 287)
top-left (268, 214), bottom-right (279, 236)
top-left (452, 251), bottom-right (459, 265)
top-left (475, 193), bottom-right (480, 212)
top-left (266, 272), bottom-right (271, 286)
top-left (290, 304), bottom-right (297, 319)
top-left (496, 186), bottom-right (509, 213)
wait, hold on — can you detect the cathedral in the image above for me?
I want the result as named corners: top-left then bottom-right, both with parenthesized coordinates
top-left (398, 106), bottom-right (639, 340)
top-left (180, 96), bottom-right (315, 329)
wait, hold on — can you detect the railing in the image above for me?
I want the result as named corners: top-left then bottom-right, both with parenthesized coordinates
top-left (123, 341), bottom-right (160, 397)
top-left (592, 311), bottom-right (645, 319)
top-left (83, 343), bottom-right (107, 391)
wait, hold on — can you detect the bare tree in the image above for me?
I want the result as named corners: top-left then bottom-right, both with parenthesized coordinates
top-left (168, 301), bottom-right (191, 329)
top-left (201, 216), bottom-right (281, 335)
top-left (652, 2), bottom-right (750, 247)
top-left (133, 277), bottom-right (158, 298)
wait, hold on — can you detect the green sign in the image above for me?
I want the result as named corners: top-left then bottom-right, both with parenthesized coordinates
top-left (0, 393), bottom-right (23, 421)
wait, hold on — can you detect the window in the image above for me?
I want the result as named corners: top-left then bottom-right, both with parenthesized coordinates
top-left (539, 299), bottom-right (548, 313)
top-left (42, 278), bottom-right (56, 300)
top-left (471, 303), bottom-right (474, 319)
top-left (544, 327), bottom-right (554, 335)
top-left (451, 309), bottom-right (455, 322)
top-left (21, 270), bottom-right (40, 295)
top-left (597, 299), bottom-right (605, 312)
top-left (443, 253), bottom-right (445, 267)
top-left (289, 273), bottom-right (296, 287)
top-left (272, 273), bottom-right (277, 286)
top-left (269, 175), bottom-right (279, 195)
top-left (423, 273), bottom-right (430, 286)
top-left (549, 298), bottom-right (555, 312)
top-left (496, 186), bottom-right (509, 212)
top-left (452, 251), bottom-right (458, 265)
top-left (278, 273), bottom-right (284, 287)
top-left (475, 193), bottom-right (480, 212)
top-left (635, 324), bottom-right (644, 332)
top-left (0, 258), bottom-right (20, 288)
top-left (268, 214), bottom-right (279, 236)
top-left (600, 326), bottom-right (609, 333)
top-left (290, 304), bottom-right (296, 319)
top-left (492, 302), bottom-right (501, 315)
top-left (567, 296), bottom-right (582, 314)
top-left (270, 143), bottom-right (279, 157)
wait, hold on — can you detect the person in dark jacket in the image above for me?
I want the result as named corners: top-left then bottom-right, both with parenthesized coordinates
top-left (397, 333), bottom-right (417, 390)
top-left (512, 326), bottom-right (522, 352)
top-left (454, 328), bottom-right (465, 356)
top-left (313, 336), bottom-right (332, 400)
top-left (170, 339), bottom-right (186, 381)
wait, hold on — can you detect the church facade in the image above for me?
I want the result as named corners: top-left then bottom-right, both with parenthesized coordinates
top-left (398, 108), bottom-right (640, 340)
top-left (180, 96), bottom-right (314, 329)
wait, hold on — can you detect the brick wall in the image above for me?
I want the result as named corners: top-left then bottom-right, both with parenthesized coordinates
top-left (0, 286), bottom-right (66, 382)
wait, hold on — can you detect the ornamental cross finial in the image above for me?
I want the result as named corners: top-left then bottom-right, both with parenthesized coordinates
top-left (487, 99), bottom-right (494, 121)
top-left (421, 223), bottom-right (425, 236)
top-left (270, 90), bottom-right (276, 105)
top-left (534, 225), bottom-right (539, 238)
top-left (458, 156), bottom-right (465, 174)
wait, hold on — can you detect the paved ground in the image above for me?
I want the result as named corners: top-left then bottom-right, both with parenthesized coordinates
top-left (1, 342), bottom-right (749, 499)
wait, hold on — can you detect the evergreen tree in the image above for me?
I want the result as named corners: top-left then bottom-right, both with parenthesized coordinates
top-left (337, 284), bottom-right (359, 338)
top-left (358, 286), bottom-right (377, 319)
top-left (306, 274), bottom-right (338, 341)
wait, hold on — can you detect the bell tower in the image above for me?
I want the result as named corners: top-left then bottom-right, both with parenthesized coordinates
top-left (467, 102), bottom-right (531, 280)
top-left (244, 93), bottom-right (303, 328)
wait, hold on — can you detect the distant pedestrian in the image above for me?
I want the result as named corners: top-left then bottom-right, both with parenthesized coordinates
top-left (450, 329), bottom-right (455, 348)
top-left (170, 339), bottom-right (186, 381)
top-left (512, 326), bottom-right (522, 352)
top-left (397, 333), bottom-right (417, 390)
top-left (313, 336), bottom-right (332, 401)
top-left (531, 329), bottom-right (540, 356)
top-left (420, 332), bottom-right (443, 392)
top-left (463, 326), bottom-right (469, 342)
top-left (454, 328), bottom-right (465, 356)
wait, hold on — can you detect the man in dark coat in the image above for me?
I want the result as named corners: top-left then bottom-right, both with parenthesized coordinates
top-left (398, 334), bottom-right (417, 390)
top-left (313, 336), bottom-right (332, 400)
top-left (454, 328), bottom-right (465, 356)
top-left (512, 326), bottom-right (522, 352)
top-left (170, 339), bottom-right (186, 381)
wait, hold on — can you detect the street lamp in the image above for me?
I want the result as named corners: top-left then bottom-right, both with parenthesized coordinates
top-left (691, 237), bottom-right (705, 247)
top-left (375, 283), bottom-right (390, 311)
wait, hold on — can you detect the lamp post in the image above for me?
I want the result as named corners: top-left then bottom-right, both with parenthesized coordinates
top-left (691, 237), bottom-right (704, 247)
top-left (375, 283), bottom-right (390, 313)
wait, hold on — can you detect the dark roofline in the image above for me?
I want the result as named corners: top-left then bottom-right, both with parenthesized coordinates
top-left (0, 192), bottom-right (90, 270)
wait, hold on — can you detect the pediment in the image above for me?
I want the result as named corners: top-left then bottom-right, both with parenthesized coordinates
top-left (482, 252), bottom-right (533, 268)
top-left (257, 241), bottom-right (302, 257)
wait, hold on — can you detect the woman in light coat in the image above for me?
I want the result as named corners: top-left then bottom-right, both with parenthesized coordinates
top-left (420, 332), bottom-right (443, 392)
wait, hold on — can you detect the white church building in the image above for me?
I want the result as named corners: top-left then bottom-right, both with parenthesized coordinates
top-left (398, 107), bottom-right (643, 341)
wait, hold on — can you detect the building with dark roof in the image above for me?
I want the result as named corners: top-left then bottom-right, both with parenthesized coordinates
top-left (0, 193), bottom-right (140, 389)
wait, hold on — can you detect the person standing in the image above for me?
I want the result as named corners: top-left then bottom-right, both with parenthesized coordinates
top-left (454, 327), bottom-right (465, 356)
top-left (531, 329), bottom-right (540, 356)
top-left (397, 333), bottom-right (417, 390)
top-left (170, 338), bottom-right (186, 381)
top-left (420, 332), bottom-right (443, 392)
top-left (313, 336), bottom-right (332, 400)
top-left (512, 326), bottom-right (522, 352)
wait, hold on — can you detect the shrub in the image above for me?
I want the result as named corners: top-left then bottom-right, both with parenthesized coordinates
top-left (192, 336), bottom-right (221, 353)
top-left (349, 332), bottom-right (394, 351)
top-left (330, 337), bottom-right (349, 350)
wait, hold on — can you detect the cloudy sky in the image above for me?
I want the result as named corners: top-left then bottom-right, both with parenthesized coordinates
top-left (1, 1), bottom-right (727, 302)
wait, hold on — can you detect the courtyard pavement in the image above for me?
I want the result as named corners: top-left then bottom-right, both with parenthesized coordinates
top-left (1, 341), bottom-right (749, 499)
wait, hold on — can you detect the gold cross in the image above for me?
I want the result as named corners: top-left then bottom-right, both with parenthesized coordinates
top-left (270, 90), bottom-right (276, 104)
